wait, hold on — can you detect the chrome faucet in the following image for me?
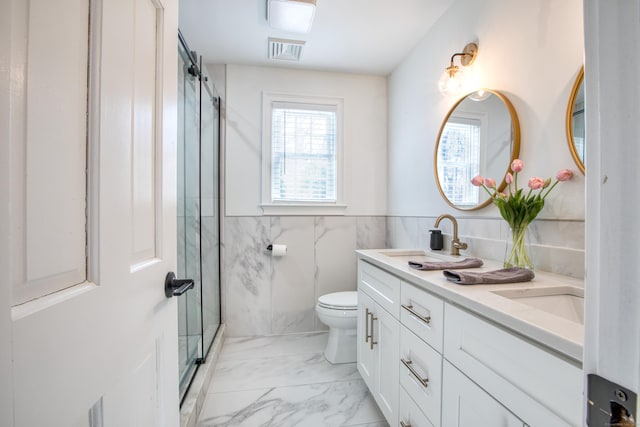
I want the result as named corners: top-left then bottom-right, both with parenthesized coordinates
top-left (434, 214), bottom-right (468, 256)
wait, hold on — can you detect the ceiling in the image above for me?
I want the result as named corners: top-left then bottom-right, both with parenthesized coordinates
top-left (178, 0), bottom-right (454, 75)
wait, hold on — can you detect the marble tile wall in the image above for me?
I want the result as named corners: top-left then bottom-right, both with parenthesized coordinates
top-left (222, 216), bottom-right (387, 337)
top-left (221, 214), bottom-right (583, 337)
top-left (386, 216), bottom-right (586, 278)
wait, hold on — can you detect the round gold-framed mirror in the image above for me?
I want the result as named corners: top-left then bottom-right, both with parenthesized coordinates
top-left (565, 67), bottom-right (585, 174)
top-left (434, 89), bottom-right (521, 211)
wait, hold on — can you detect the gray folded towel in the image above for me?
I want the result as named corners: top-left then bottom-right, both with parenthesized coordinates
top-left (408, 257), bottom-right (483, 271)
top-left (443, 267), bottom-right (535, 285)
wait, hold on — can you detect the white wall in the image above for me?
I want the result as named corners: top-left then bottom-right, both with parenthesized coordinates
top-left (389, 0), bottom-right (584, 218)
top-left (386, 0), bottom-right (586, 277)
top-left (220, 64), bottom-right (388, 336)
top-left (225, 64), bottom-right (387, 216)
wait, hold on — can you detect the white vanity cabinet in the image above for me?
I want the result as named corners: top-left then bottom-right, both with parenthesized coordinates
top-left (357, 261), bottom-right (400, 425)
top-left (358, 260), bottom-right (443, 427)
top-left (443, 303), bottom-right (582, 427)
top-left (356, 257), bottom-right (583, 427)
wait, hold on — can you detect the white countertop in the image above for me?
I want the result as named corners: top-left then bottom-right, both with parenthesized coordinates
top-left (356, 248), bottom-right (584, 364)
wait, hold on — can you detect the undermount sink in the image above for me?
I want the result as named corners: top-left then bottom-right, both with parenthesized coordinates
top-left (491, 286), bottom-right (584, 324)
top-left (374, 249), bottom-right (462, 263)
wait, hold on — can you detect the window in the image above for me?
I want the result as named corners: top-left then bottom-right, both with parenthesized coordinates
top-left (437, 115), bottom-right (483, 207)
top-left (262, 93), bottom-right (344, 214)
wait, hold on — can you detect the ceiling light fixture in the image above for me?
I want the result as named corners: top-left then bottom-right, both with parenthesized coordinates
top-left (267, 0), bottom-right (317, 34)
top-left (438, 42), bottom-right (479, 97)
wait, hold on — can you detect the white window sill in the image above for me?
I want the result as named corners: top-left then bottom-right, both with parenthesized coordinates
top-left (260, 203), bottom-right (347, 216)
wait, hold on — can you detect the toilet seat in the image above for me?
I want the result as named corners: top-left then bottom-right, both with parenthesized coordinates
top-left (317, 291), bottom-right (357, 310)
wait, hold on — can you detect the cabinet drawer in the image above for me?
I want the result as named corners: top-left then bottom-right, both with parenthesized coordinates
top-left (400, 326), bottom-right (441, 427)
top-left (400, 282), bottom-right (444, 353)
top-left (442, 360), bottom-right (524, 427)
top-left (444, 303), bottom-right (582, 426)
top-left (400, 386), bottom-right (435, 427)
top-left (359, 260), bottom-right (401, 318)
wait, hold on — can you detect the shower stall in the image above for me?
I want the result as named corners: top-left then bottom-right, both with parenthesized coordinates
top-left (177, 32), bottom-right (222, 402)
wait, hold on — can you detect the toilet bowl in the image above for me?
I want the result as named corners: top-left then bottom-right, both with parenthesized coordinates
top-left (316, 291), bottom-right (358, 364)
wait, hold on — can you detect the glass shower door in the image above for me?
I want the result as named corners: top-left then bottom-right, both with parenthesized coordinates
top-left (199, 70), bottom-right (221, 354)
top-left (177, 41), bottom-right (202, 400)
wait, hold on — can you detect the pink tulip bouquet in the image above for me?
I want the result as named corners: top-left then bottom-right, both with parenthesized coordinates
top-left (471, 159), bottom-right (573, 268)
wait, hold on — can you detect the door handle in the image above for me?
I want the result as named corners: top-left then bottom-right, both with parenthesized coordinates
top-left (401, 304), bottom-right (431, 325)
top-left (401, 358), bottom-right (429, 387)
top-left (365, 308), bottom-right (371, 343)
top-left (164, 272), bottom-right (195, 297)
top-left (370, 313), bottom-right (378, 350)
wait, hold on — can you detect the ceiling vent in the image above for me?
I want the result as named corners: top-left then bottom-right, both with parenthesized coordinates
top-left (268, 38), bottom-right (306, 62)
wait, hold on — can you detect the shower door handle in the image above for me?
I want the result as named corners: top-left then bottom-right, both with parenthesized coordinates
top-left (164, 272), bottom-right (195, 298)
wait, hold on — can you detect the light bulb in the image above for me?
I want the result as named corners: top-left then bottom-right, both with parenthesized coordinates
top-left (469, 90), bottom-right (491, 101)
top-left (438, 66), bottom-right (469, 97)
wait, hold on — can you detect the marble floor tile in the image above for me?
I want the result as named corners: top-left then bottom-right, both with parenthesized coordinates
top-left (210, 352), bottom-right (361, 393)
top-left (220, 332), bottom-right (328, 361)
top-left (197, 334), bottom-right (387, 427)
top-left (197, 380), bottom-right (386, 427)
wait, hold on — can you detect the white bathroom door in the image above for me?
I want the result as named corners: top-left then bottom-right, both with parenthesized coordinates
top-left (2, 0), bottom-right (180, 426)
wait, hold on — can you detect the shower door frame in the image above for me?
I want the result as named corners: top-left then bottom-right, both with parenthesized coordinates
top-left (197, 57), bottom-right (222, 360)
top-left (177, 30), bottom-right (222, 404)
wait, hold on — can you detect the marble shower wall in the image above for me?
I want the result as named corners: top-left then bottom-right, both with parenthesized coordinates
top-left (387, 216), bottom-right (585, 278)
top-left (222, 216), bottom-right (386, 337)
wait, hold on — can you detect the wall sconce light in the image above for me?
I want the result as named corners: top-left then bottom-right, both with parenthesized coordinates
top-left (268, 0), bottom-right (317, 34)
top-left (438, 42), bottom-right (479, 97)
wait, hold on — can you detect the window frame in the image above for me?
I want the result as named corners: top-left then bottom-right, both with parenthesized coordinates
top-left (437, 111), bottom-right (488, 207)
top-left (261, 92), bottom-right (346, 215)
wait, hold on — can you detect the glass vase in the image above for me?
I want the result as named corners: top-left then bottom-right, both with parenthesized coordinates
top-left (504, 225), bottom-right (533, 269)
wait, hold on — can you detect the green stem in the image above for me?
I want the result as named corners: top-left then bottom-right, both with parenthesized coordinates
top-left (504, 225), bottom-right (533, 269)
top-left (481, 184), bottom-right (494, 198)
top-left (541, 179), bottom-right (560, 199)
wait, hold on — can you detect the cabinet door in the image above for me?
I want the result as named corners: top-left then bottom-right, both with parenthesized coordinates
top-left (442, 361), bottom-right (524, 427)
top-left (400, 386), bottom-right (435, 427)
top-left (357, 290), bottom-right (376, 391)
top-left (373, 301), bottom-right (400, 425)
top-left (444, 303), bottom-right (581, 426)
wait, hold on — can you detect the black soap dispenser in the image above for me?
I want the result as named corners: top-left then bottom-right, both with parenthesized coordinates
top-left (429, 229), bottom-right (443, 250)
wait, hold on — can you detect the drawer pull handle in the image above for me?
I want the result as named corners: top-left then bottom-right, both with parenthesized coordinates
top-left (370, 313), bottom-right (378, 350)
top-left (401, 358), bottom-right (429, 387)
top-left (400, 421), bottom-right (412, 427)
top-left (401, 304), bottom-right (431, 325)
top-left (365, 308), bottom-right (371, 343)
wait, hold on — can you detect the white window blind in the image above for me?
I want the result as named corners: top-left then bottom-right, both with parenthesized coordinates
top-left (438, 117), bottom-right (482, 206)
top-left (270, 102), bottom-right (337, 202)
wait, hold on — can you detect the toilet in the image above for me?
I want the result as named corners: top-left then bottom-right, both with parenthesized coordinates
top-left (316, 291), bottom-right (358, 364)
